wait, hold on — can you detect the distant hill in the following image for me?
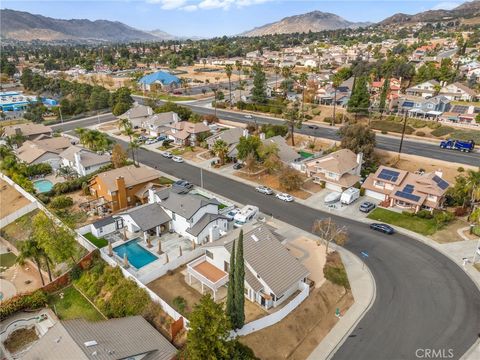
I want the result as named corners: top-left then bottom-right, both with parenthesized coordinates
top-left (241, 10), bottom-right (372, 37)
top-left (380, 0), bottom-right (480, 25)
top-left (0, 9), bottom-right (176, 42)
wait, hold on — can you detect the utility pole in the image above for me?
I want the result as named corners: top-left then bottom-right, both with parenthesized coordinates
top-left (59, 106), bottom-right (63, 124)
top-left (200, 168), bottom-right (204, 188)
top-left (398, 112), bottom-right (408, 157)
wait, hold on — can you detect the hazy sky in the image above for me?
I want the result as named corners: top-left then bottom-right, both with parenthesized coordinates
top-left (2, 0), bottom-right (466, 38)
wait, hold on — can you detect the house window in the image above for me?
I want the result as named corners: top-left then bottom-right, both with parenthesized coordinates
top-left (99, 228), bottom-right (103, 234)
top-left (206, 250), bottom-right (214, 259)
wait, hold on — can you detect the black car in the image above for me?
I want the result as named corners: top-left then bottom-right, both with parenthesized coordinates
top-left (308, 125), bottom-right (319, 130)
top-left (369, 223), bottom-right (395, 235)
top-left (233, 163), bottom-right (244, 170)
top-left (359, 201), bottom-right (376, 213)
top-left (173, 180), bottom-right (193, 189)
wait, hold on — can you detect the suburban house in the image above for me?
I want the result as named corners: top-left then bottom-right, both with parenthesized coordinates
top-left (142, 111), bottom-right (180, 137)
top-left (165, 121), bottom-right (211, 146)
top-left (206, 127), bottom-right (246, 158)
top-left (2, 123), bottom-right (53, 140)
top-left (89, 165), bottom-right (162, 211)
top-left (396, 95), bottom-right (451, 118)
top-left (187, 224), bottom-right (309, 307)
top-left (118, 104), bottom-right (154, 128)
top-left (406, 80), bottom-right (440, 98)
top-left (23, 316), bottom-right (177, 360)
top-left (15, 137), bottom-right (72, 169)
top-left (439, 103), bottom-right (480, 125)
top-left (148, 188), bottom-right (228, 244)
top-left (361, 166), bottom-right (450, 213)
top-left (316, 77), bottom-right (353, 106)
top-left (439, 82), bottom-right (477, 101)
top-left (261, 135), bottom-right (302, 165)
top-left (370, 78), bottom-right (402, 100)
top-left (59, 145), bottom-right (111, 176)
top-left (138, 71), bottom-right (181, 92)
top-left (303, 149), bottom-right (362, 192)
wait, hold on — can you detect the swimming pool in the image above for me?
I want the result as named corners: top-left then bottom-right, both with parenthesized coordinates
top-left (33, 180), bottom-right (54, 193)
top-left (113, 239), bottom-right (158, 269)
top-left (298, 151), bottom-right (314, 159)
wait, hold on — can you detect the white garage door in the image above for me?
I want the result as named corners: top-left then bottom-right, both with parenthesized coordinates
top-left (365, 190), bottom-right (386, 201)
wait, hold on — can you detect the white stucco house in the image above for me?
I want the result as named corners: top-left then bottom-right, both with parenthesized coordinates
top-left (59, 145), bottom-right (111, 176)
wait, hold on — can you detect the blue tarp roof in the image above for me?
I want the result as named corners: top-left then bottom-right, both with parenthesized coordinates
top-left (138, 71), bottom-right (180, 86)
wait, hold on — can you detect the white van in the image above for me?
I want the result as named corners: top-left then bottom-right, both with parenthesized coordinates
top-left (234, 205), bottom-right (259, 228)
top-left (340, 187), bottom-right (360, 205)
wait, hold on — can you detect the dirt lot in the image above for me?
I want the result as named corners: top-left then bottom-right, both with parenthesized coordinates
top-left (376, 149), bottom-right (475, 184)
top-left (287, 133), bottom-right (336, 152)
top-left (286, 237), bottom-right (327, 288)
top-left (235, 171), bottom-right (311, 200)
top-left (240, 281), bottom-right (354, 360)
top-left (177, 65), bottom-right (230, 83)
top-left (0, 179), bottom-right (32, 219)
top-left (430, 218), bottom-right (470, 243)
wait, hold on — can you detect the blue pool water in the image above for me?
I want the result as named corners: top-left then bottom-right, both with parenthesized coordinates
top-left (34, 180), bottom-right (54, 193)
top-left (113, 239), bottom-right (158, 269)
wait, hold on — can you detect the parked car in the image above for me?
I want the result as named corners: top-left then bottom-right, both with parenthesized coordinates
top-left (369, 223), bottom-right (395, 235)
top-left (172, 156), bottom-right (184, 163)
top-left (145, 138), bottom-right (158, 145)
top-left (156, 135), bottom-right (167, 141)
top-left (233, 163), bottom-right (244, 170)
top-left (359, 202), bottom-right (376, 213)
top-left (276, 193), bottom-right (294, 202)
top-left (244, 115), bottom-right (253, 119)
top-left (308, 125), bottom-right (319, 130)
top-left (138, 135), bottom-right (148, 141)
top-left (173, 180), bottom-right (193, 190)
top-left (255, 186), bottom-right (274, 195)
top-left (161, 151), bottom-right (173, 158)
top-left (225, 208), bottom-right (240, 221)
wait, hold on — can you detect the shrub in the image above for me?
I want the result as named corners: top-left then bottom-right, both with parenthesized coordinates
top-left (25, 163), bottom-right (52, 177)
top-left (359, 187), bottom-right (366, 196)
top-left (279, 167), bottom-right (304, 191)
top-left (49, 195), bottom-right (73, 209)
top-left (0, 290), bottom-right (48, 321)
top-left (457, 167), bottom-right (465, 173)
top-left (371, 120), bottom-right (414, 134)
top-left (37, 193), bottom-right (51, 204)
top-left (172, 296), bottom-right (187, 314)
top-left (433, 211), bottom-right (454, 229)
top-left (323, 252), bottom-right (350, 290)
top-left (416, 210), bottom-right (433, 219)
top-left (431, 126), bottom-right (454, 137)
top-left (70, 264), bottom-right (82, 281)
top-left (381, 130), bottom-right (388, 134)
top-left (416, 131), bottom-right (426, 137)
top-left (304, 114), bottom-right (312, 120)
top-left (312, 108), bottom-right (321, 116)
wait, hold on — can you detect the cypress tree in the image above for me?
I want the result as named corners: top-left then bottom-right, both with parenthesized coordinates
top-left (234, 230), bottom-right (245, 328)
top-left (225, 240), bottom-right (236, 328)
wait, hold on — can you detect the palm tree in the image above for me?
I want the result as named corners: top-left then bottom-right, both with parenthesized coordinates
top-left (129, 137), bottom-right (141, 166)
top-left (225, 64), bottom-right (233, 108)
top-left (212, 139), bottom-right (229, 165)
top-left (202, 58), bottom-right (207, 70)
top-left (331, 74), bottom-right (343, 127)
top-left (117, 119), bottom-right (136, 164)
top-left (299, 72), bottom-right (308, 119)
top-left (274, 66), bottom-right (281, 92)
top-left (235, 60), bottom-right (242, 101)
top-left (465, 169), bottom-right (480, 210)
top-left (281, 66), bottom-right (292, 97)
top-left (16, 238), bottom-right (46, 286)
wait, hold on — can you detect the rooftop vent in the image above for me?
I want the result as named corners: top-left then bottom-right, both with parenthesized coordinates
top-left (252, 234), bottom-right (259, 242)
top-left (84, 340), bottom-right (98, 347)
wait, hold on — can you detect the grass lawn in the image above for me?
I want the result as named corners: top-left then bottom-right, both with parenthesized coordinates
top-left (157, 94), bottom-right (195, 101)
top-left (84, 232), bottom-right (108, 248)
top-left (158, 176), bottom-right (174, 185)
top-left (367, 208), bottom-right (437, 236)
top-left (0, 252), bottom-right (17, 269)
top-left (49, 286), bottom-right (104, 321)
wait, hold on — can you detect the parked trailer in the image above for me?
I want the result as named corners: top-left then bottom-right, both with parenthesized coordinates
top-left (341, 187), bottom-right (360, 205)
top-left (234, 205), bottom-right (259, 228)
top-left (440, 139), bottom-right (475, 152)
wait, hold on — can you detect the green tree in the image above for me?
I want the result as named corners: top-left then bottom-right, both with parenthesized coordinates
top-left (110, 87), bottom-right (133, 116)
top-left (347, 76), bottom-right (370, 116)
top-left (299, 72), bottom-right (308, 117)
top-left (226, 240), bottom-right (236, 326)
top-left (279, 167), bottom-right (304, 191)
top-left (236, 135), bottom-right (261, 160)
top-left (379, 78), bottom-right (390, 119)
top-left (16, 238), bottom-right (47, 286)
top-left (234, 230), bottom-right (245, 329)
top-left (111, 143), bottom-right (127, 168)
top-left (338, 123), bottom-right (376, 170)
top-left (32, 212), bottom-right (78, 264)
top-left (250, 63), bottom-right (267, 104)
top-left (186, 294), bottom-right (232, 360)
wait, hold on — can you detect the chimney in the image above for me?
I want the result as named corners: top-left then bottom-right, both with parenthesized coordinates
top-left (434, 169), bottom-right (443, 178)
top-left (356, 152), bottom-right (363, 176)
top-left (116, 176), bottom-right (128, 210)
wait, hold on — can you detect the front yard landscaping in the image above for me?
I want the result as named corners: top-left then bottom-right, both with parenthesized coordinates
top-left (367, 208), bottom-right (440, 236)
top-left (48, 285), bottom-right (104, 321)
top-left (84, 232), bottom-right (108, 248)
top-left (0, 252), bottom-right (17, 269)
top-left (3, 327), bottom-right (38, 354)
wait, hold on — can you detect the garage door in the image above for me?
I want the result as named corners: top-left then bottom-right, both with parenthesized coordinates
top-left (365, 190), bottom-right (386, 201)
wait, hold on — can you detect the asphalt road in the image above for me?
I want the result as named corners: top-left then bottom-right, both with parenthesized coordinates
top-left (52, 102), bottom-right (480, 167)
top-left (116, 139), bottom-right (479, 360)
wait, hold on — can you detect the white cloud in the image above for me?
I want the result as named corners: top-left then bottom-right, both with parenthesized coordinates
top-left (149, 0), bottom-right (273, 11)
top-left (430, 2), bottom-right (461, 10)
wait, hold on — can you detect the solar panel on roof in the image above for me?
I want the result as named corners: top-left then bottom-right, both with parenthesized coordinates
top-left (395, 191), bottom-right (421, 202)
top-left (432, 175), bottom-right (449, 190)
top-left (451, 105), bottom-right (468, 114)
top-left (378, 169), bottom-right (400, 182)
top-left (403, 185), bottom-right (414, 193)
top-left (403, 101), bottom-right (414, 108)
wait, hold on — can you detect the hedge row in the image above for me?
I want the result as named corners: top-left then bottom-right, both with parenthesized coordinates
top-left (0, 290), bottom-right (48, 321)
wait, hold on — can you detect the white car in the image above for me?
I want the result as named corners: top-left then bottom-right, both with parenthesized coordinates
top-left (276, 193), bottom-right (294, 202)
top-left (172, 155), bottom-right (184, 163)
top-left (255, 186), bottom-right (273, 195)
top-left (161, 151), bottom-right (173, 158)
top-left (145, 138), bottom-right (157, 145)
top-left (244, 114), bottom-right (253, 119)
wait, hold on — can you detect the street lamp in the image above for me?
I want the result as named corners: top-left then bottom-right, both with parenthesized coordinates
top-left (398, 111), bottom-right (408, 158)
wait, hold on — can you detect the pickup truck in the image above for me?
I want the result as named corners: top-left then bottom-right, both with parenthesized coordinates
top-left (440, 139), bottom-right (475, 152)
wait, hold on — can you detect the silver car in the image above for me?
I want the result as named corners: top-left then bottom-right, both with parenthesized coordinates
top-left (255, 186), bottom-right (273, 195)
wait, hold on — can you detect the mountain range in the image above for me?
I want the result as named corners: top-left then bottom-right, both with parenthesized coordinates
top-left (1, 1), bottom-right (479, 43)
